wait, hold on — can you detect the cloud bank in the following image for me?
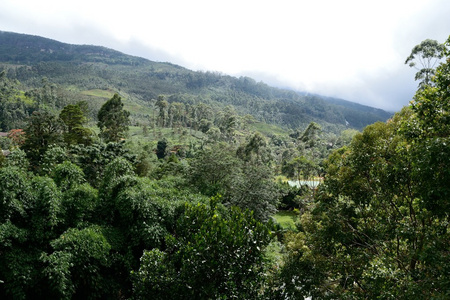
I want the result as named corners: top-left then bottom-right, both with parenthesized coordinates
top-left (1, 0), bottom-right (450, 111)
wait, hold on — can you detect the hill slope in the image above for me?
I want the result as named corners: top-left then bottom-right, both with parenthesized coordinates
top-left (0, 30), bottom-right (392, 131)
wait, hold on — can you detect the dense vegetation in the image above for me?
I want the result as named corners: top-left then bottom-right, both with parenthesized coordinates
top-left (0, 31), bottom-right (449, 299)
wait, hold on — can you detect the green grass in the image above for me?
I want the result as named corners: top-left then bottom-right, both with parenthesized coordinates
top-left (249, 122), bottom-right (288, 136)
top-left (123, 100), bottom-right (153, 115)
top-left (81, 89), bottom-right (116, 99)
top-left (273, 210), bottom-right (298, 230)
top-left (82, 88), bottom-right (153, 117)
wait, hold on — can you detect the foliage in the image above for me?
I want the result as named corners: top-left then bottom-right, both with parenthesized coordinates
top-left (42, 225), bottom-right (112, 299)
top-left (97, 93), bottom-right (130, 142)
top-left (155, 138), bottom-right (168, 159)
top-left (188, 143), bottom-right (240, 196)
top-left (405, 38), bottom-right (446, 89)
top-left (4, 148), bottom-right (29, 169)
top-left (268, 36), bottom-right (450, 300)
top-left (226, 161), bottom-right (279, 222)
top-left (5, 30), bottom-right (445, 300)
top-left (0, 71), bottom-right (34, 131)
top-left (69, 141), bottom-right (136, 187)
top-left (274, 39), bottom-right (450, 298)
top-left (59, 102), bottom-right (94, 145)
top-left (51, 160), bottom-right (85, 191)
top-left (7, 129), bottom-right (26, 148)
top-left (22, 110), bottom-right (65, 170)
top-left (0, 154), bottom-right (205, 298)
top-left (132, 197), bottom-right (274, 299)
top-left (0, 31), bottom-right (392, 133)
top-left (40, 145), bottom-right (68, 175)
top-left (0, 166), bottom-right (33, 223)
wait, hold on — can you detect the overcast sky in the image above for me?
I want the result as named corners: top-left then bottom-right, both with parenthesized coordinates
top-left (1, 0), bottom-right (450, 111)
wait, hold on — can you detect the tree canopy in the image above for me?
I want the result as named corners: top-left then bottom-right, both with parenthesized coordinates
top-left (405, 38), bottom-right (446, 89)
top-left (97, 93), bottom-right (130, 142)
top-left (1, 32), bottom-right (449, 299)
top-left (271, 36), bottom-right (450, 299)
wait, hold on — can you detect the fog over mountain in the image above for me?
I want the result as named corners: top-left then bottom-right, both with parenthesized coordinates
top-left (1, 0), bottom-right (449, 111)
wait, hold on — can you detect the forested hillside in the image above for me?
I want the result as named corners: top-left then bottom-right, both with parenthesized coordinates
top-left (0, 30), bottom-right (448, 299)
top-left (0, 30), bottom-right (391, 132)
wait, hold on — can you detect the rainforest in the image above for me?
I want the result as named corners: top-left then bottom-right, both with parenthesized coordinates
top-left (0, 31), bottom-right (449, 299)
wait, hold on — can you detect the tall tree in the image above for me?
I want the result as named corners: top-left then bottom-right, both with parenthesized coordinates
top-left (236, 132), bottom-right (271, 163)
top-left (227, 162), bottom-right (279, 221)
top-left (300, 121), bottom-right (321, 147)
top-left (155, 95), bottom-right (168, 128)
top-left (97, 93), bottom-right (130, 142)
top-left (405, 38), bottom-right (446, 89)
top-left (188, 143), bottom-right (240, 196)
top-left (59, 102), bottom-right (93, 145)
top-left (22, 111), bottom-right (65, 170)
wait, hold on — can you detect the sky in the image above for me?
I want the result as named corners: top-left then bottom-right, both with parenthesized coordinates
top-left (1, 0), bottom-right (450, 112)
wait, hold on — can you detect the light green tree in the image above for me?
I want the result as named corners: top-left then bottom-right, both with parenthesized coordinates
top-left (405, 38), bottom-right (446, 89)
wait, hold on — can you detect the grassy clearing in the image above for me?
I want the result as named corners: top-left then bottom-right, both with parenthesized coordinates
top-left (82, 89), bottom-right (153, 118)
top-left (123, 101), bottom-right (153, 115)
top-left (273, 210), bottom-right (298, 230)
top-left (81, 89), bottom-right (116, 99)
top-left (249, 122), bottom-right (288, 136)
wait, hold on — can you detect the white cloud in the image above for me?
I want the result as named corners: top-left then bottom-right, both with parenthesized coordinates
top-left (1, 0), bottom-right (449, 111)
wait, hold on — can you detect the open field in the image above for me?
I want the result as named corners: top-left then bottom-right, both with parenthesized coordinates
top-left (273, 210), bottom-right (297, 230)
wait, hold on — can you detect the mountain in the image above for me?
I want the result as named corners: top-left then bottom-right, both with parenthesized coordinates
top-left (0, 30), bottom-right (392, 131)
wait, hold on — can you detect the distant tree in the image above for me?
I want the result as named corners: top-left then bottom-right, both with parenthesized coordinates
top-left (0, 71), bottom-right (32, 131)
top-left (300, 122), bottom-right (321, 147)
top-left (227, 162), bottom-right (279, 221)
top-left (97, 93), bottom-right (130, 142)
top-left (142, 124), bottom-right (149, 137)
top-left (170, 102), bottom-right (185, 130)
top-left (59, 103), bottom-right (93, 145)
top-left (156, 139), bottom-right (168, 160)
top-left (155, 95), bottom-right (168, 127)
top-left (7, 129), bottom-right (26, 147)
top-left (22, 111), bottom-right (65, 170)
top-left (188, 143), bottom-right (240, 196)
top-left (282, 156), bottom-right (318, 182)
top-left (218, 106), bottom-right (239, 141)
top-left (236, 132), bottom-right (271, 163)
top-left (198, 119), bottom-right (212, 133)
top-left (206, 126), bottom-right (221, 142)
top-left (405, 38), bottom-right (446, 89)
